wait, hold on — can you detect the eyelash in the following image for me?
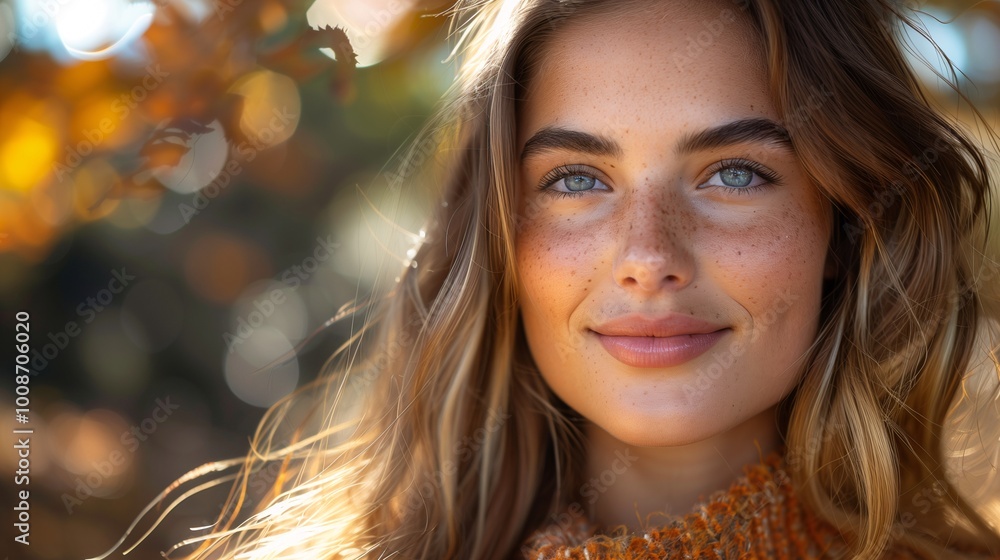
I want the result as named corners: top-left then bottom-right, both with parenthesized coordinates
top-left (702, 157), bottom-right (783, 196)
top-left (536, 158), bottom-right (783, 198)
top-left (537, 164), bottom-right (605, 199)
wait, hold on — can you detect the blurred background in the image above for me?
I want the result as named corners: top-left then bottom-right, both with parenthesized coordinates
top-left (0, 0), bottom-right (997, 559)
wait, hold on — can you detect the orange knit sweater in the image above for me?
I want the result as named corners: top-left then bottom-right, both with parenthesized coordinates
top-left (517, 452), bottom-right (980, 560)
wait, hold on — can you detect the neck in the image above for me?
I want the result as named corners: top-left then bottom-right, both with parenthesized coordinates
top-left (581, 406), bottom-right (782, 533)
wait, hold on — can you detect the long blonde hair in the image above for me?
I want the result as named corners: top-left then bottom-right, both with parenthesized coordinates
top-left (96, 1), bottom-right (1000, 558)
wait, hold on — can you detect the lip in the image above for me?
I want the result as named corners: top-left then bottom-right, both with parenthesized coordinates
top-left (590, 314), bottom-right (730, 368)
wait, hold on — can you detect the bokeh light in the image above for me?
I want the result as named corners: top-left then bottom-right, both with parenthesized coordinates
top-left (231, 279), bottom-right (309, 346)
top-left (151, 119), bottom-right (230, 194)
top-left (307, 0), bottom-right (410, 68)
top-left (0, 1), bottom-right (14, 64)
top-left (327, 171), bottom-right (430, 290)
top-left (49, 408), bottom-right (131, 481)
top-left (909, 10), bottom-right (966, 70)
top-left (224, 326), bottom-right (300, 408)
top-left (183, 233), bottom-right (273, 303)
top-left (966, 17), bottom-right (1000, 87)
top-left (231, 70), bottom-right (302, 149)
top-left (71, 158), bottom-right (122, 220)
top-left (55, 0), bottom-right (155, 61)
top-left (30, 176), bottom-right (74, 227)
top-left (143, 191), bottom-right (191, 235)
top-left (879, 7), bottom-right (995, 102)
top-left (105, 192), bottom-right (162, 230)
top-left (1, 112), bottom-right (59, 193)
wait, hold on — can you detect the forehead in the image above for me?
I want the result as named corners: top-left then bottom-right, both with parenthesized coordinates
top-left (517, 1), bottom-right (772, 145)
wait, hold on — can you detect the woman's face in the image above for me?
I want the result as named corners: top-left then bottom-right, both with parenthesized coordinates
top-left (515, 0), bottom-right (834, 447)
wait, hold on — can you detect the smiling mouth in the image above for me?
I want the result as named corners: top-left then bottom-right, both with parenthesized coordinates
top-left (591, 329), bottom-right (731, 368)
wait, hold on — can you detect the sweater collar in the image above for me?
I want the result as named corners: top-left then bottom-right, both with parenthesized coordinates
top-left (519, 450), bottom-right (850, 559)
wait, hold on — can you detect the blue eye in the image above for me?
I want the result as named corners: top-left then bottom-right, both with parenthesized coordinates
top-left (719, 167), bottom-right (753, 187)
top-left (700, 159), bottom-right (781, 195)
top-left (563, 175), bottom-right (596, 191)
top-left (538, 165), bottom-right (610, 198)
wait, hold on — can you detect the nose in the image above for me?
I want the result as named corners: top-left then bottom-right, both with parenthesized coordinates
top-left (612, 189), bottom-right (695, 293)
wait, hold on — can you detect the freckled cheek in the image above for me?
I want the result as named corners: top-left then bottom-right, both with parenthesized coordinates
top-left (516, 215), bottom-right (598, 276)
top-left (515, 215), bottom-right (602, 324)
top-left (700, 211), bottom-right (827, 308)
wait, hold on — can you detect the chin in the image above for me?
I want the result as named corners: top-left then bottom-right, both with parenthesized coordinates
top-left (590, 405), bottom-right (730, 448)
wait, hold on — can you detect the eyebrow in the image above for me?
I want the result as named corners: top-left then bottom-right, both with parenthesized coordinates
top-left (520, 127), bottom-right (623, 162)
top-left (677, 118), bottom-right (791, 154)
top-left (518, 118), bottom-right (792, 162)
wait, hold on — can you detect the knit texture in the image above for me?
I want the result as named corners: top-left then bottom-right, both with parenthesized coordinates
top-left (518, 452), bottom-right (928, 560)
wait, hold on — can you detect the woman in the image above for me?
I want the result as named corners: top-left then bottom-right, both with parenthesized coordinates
top-left (95, 0), bottom-right (1000, 558)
